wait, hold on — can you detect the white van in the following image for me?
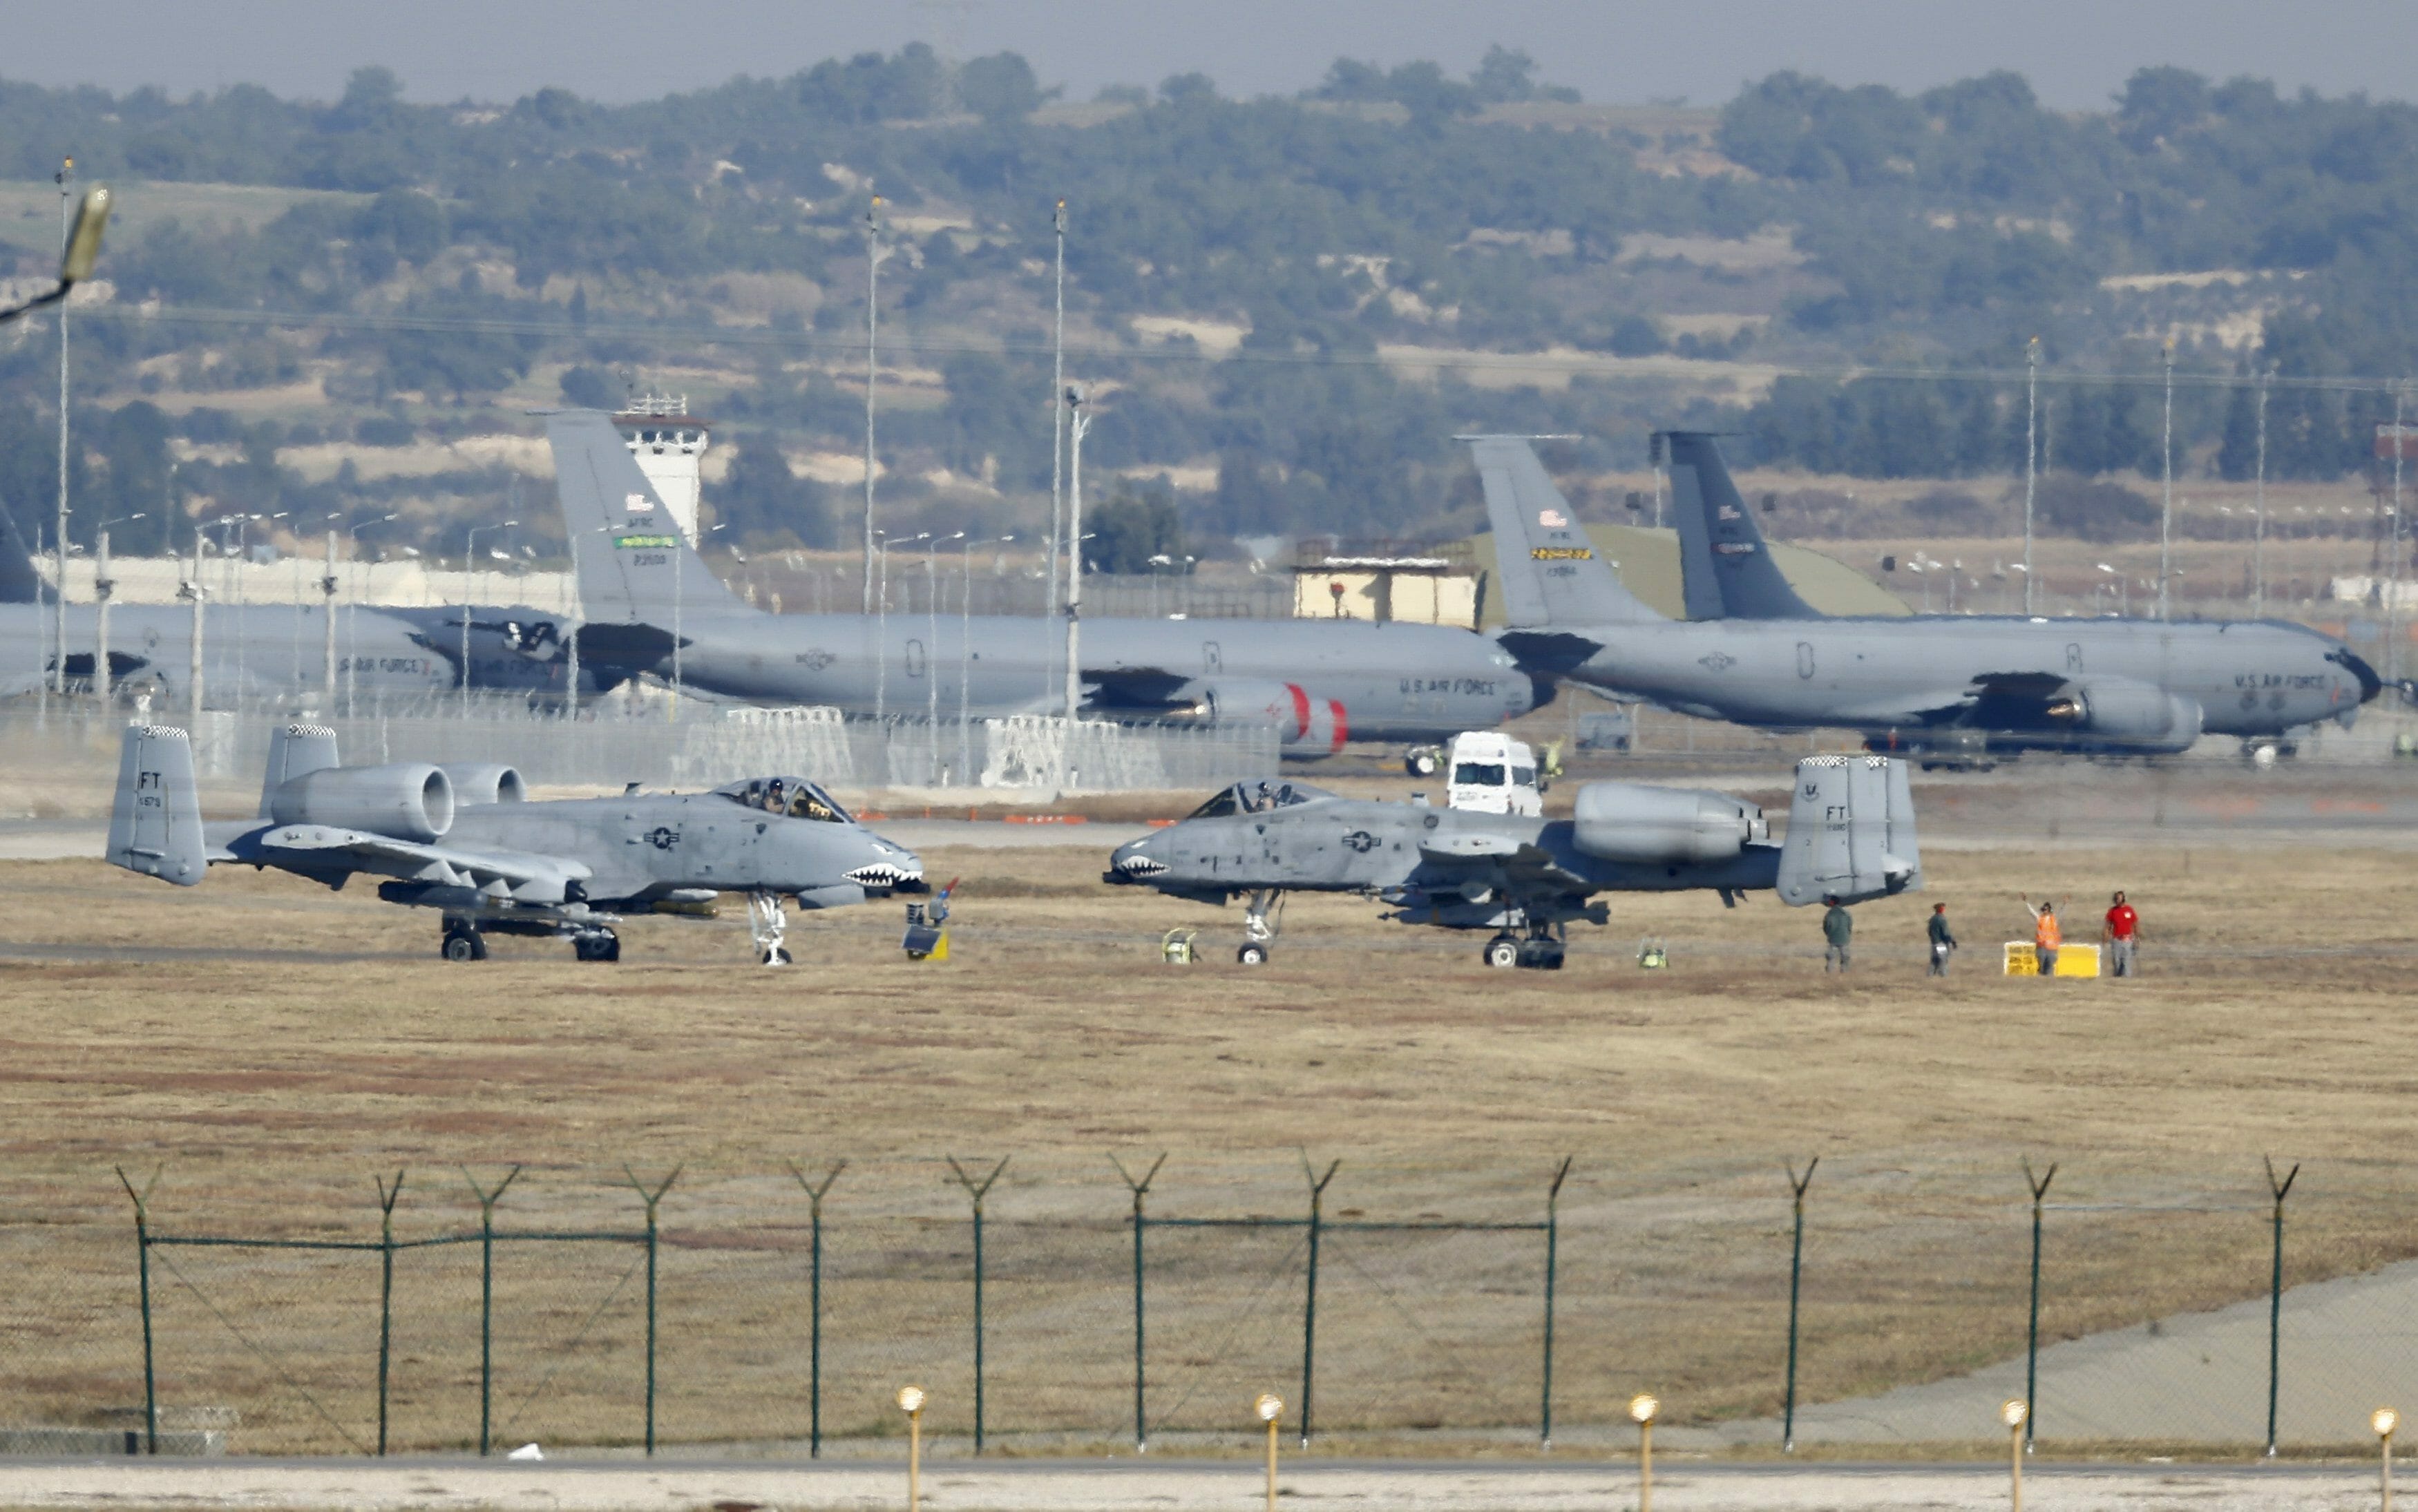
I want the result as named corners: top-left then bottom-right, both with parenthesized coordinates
top-left (1444, 731), bottom-right (1543, 816)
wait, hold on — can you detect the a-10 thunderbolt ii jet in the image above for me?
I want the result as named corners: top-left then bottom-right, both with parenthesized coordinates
top-left (1105, 753), bottom-right (1919, 967)
top-left (104, 722), bottom-right (922, 964)
top-left (1472, 433), bottom-right (2380, 765)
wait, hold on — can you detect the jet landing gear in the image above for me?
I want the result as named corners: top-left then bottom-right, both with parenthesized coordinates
top-left (440, 917), bottom-right (487, 962)
top-left (1483, 917), bottom-right (1565, 970)
top-left (748, 890), bottom-right (792, 966)
top-left (1237, 889), bottom-right (1284, 965)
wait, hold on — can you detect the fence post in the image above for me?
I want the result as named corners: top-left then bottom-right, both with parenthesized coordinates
top-left (1113, 1153), bottom-right (1168, 1453)
top-left (114, 1166), bottom-right (161, 1455)
top-left (461, 1166), bottom-right (520, 1457)
top-left (1298, 1154), bottom-right (1340, 1449)
top-left (622, 1167), bottom-right (681, 1458)
top-left (1782, 1157), bottom-right (1817, 1452)
top-left (947, 1156), bottom-right (1010, 1455)
top-left (1540, 1156), bottom-right (1572, 1449)
top-left (374, 1171), bottom-right (405, 1457)
top-left (2021, 1159), bottom-right (2056, 1451)
top-left (788, 1160), bottom-right (848, 1460)
top-left (2265, 1155), bottom-right (2300, 1457)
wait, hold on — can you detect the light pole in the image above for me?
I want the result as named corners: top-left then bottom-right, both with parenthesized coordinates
top-left (1063, 386), bottom-right (1091, 722)
top-left (85, 511), bottom-right (141, 705)
top-left (2391, 382), bottom-right (2406, 683)
top-left (2024, 336), bottom-right (2039, 615)
top-left (2159, 340), bottom-right (2174, 621)
top-left (964, 535), bottom-right (1008, 783)
top-left (2254, 367), bottom-right (2272, 615)
top-left (2378, 1407), bottom-right (2399, 1512)
top-left (862, 196), bottom-right (883, 613)
top-left (2002, 1398), bottom-right (2029, 1512)
top-left (1048, 198), bottom-right (1068, 714)
top-left (874, 530), bottom-right (891, 722)
top-left (52, 157), bottom-right (73, 696)
top-left (1254, 1394), bottom-right (1283, 1512)
top-left (180, 523), bottom-right (209, 722)
top-left (461, 520), bottom-right (515, 716)
top-left (1630, 1394), bottom-right (1659, 1512)
top-left (896, 1386), bottom-right (926, 1512)
top-left (928, 533), bottom-right (960, 781)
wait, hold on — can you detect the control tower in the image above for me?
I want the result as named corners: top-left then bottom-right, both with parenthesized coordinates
top-left (611, 394), bottom-right (712, 545)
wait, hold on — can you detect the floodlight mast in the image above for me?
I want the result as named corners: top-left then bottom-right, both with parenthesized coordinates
top-left (863, 196), bottom-right (882, 613)
top-left (53, 158), bottom-right (72, 698)
top-left (1047, 198), bottom-right (1067, 712)
top-left (1063, 387), bottom-right (1091, 725)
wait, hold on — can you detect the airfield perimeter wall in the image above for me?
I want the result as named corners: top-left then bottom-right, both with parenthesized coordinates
top-left (3, 1152), bottom-right (2417, 1458)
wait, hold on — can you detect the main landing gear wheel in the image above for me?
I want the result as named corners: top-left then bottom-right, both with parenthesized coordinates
top-left (572, 930), bottom-right (621, 963)
top-left (1406, 747), bottom-right (1442, 778)
top-left (759, 946), bottom-right (794, 966)
top-left (1483, 935), bottom-right (1521, 969)
top-left (1237, 942), bottom-right (1270, 966)
top-left (441, 924), bottom-right (487, 963)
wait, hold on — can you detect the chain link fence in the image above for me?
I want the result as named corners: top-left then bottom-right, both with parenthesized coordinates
top-left (7, 1152), bottom-right (2418, 1458)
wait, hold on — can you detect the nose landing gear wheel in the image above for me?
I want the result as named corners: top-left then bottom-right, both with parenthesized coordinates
top-left (1483, 935), bottom-right (1520, 969)
top-left (759, 946), bottom-right (794, 966)
top-left (1237, 942), bottom-right (1270, 966)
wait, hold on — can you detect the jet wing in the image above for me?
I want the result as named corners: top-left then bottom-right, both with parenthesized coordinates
top-left (1416, 834), bottom-right (1590, 892)
top-left (227, 823), bottom-right (594, 897)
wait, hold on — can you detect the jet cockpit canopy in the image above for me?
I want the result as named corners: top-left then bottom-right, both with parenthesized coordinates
top-left (1183, 778), bottom-right (1338, 821)
top-left (718, 776), bottom-right (854, 823)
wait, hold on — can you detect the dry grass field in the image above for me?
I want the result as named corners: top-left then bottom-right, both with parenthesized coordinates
top-left (1, 810), bottom-right (2417, 1457)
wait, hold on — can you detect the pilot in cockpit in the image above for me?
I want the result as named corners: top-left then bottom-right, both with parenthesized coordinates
top-left (764, 777), bottom-right (786, 813)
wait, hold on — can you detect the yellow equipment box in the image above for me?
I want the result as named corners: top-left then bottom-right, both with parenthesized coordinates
top-left (2003, 942), bottom-right (2100, 977)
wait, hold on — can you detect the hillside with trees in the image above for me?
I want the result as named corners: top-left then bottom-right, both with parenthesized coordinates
top-left (0, 49), bottom-right (2412, 563)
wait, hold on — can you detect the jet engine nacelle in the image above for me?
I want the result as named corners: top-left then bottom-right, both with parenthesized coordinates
top-left (2055, 681), bottom-right (2204, 749)
top-left (1570, 782), bottom-right (1765, 864)
top-left (439, 763), bottom-right (526, 806)
top-left (1197, 680), bottom-right (1349, 756)
top-left (269, 763), bottom-right (455, 841)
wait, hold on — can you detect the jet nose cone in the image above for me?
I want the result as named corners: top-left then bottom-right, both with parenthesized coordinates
top-left (1105, 834), bottom-right (1170, 884)
top-left (845, 837), bottom-right (924, 894)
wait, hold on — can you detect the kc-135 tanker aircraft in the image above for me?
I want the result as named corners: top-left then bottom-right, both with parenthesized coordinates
top-left (1471, 433), bottom-right (2380, 764)
top-left (542, 408), bottom-right (1535, 756)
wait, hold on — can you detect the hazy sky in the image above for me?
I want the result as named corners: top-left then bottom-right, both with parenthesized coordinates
top-left (19, 0), bottom-right (2418, 110)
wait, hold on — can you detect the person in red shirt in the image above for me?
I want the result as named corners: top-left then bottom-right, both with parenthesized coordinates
top-left (2103, 890), bottom-right (2140, 977)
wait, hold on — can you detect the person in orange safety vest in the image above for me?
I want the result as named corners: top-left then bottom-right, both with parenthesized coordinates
top-left (2021, 893), bottom-right (2068, 978)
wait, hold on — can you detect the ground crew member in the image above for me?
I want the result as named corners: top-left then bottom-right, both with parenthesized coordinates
top-left (2103, 890), bottom-right (2139, 977)
top-left (2021, 894), bottom-right (2067, 978)
top-left (1822, 895), bottom-right (1852, 973)
top-left (1927, 903), bottom-right (1957, 976)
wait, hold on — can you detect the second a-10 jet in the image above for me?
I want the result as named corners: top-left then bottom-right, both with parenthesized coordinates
top-left (1471, 433), bottom-right (2380, 764)
top-left (106, 722), bottom-right (922, 965)
top-left (1106, 752), bottom-right (1919, 968)
top-left (542, 408), bottom-right (1536, 758)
